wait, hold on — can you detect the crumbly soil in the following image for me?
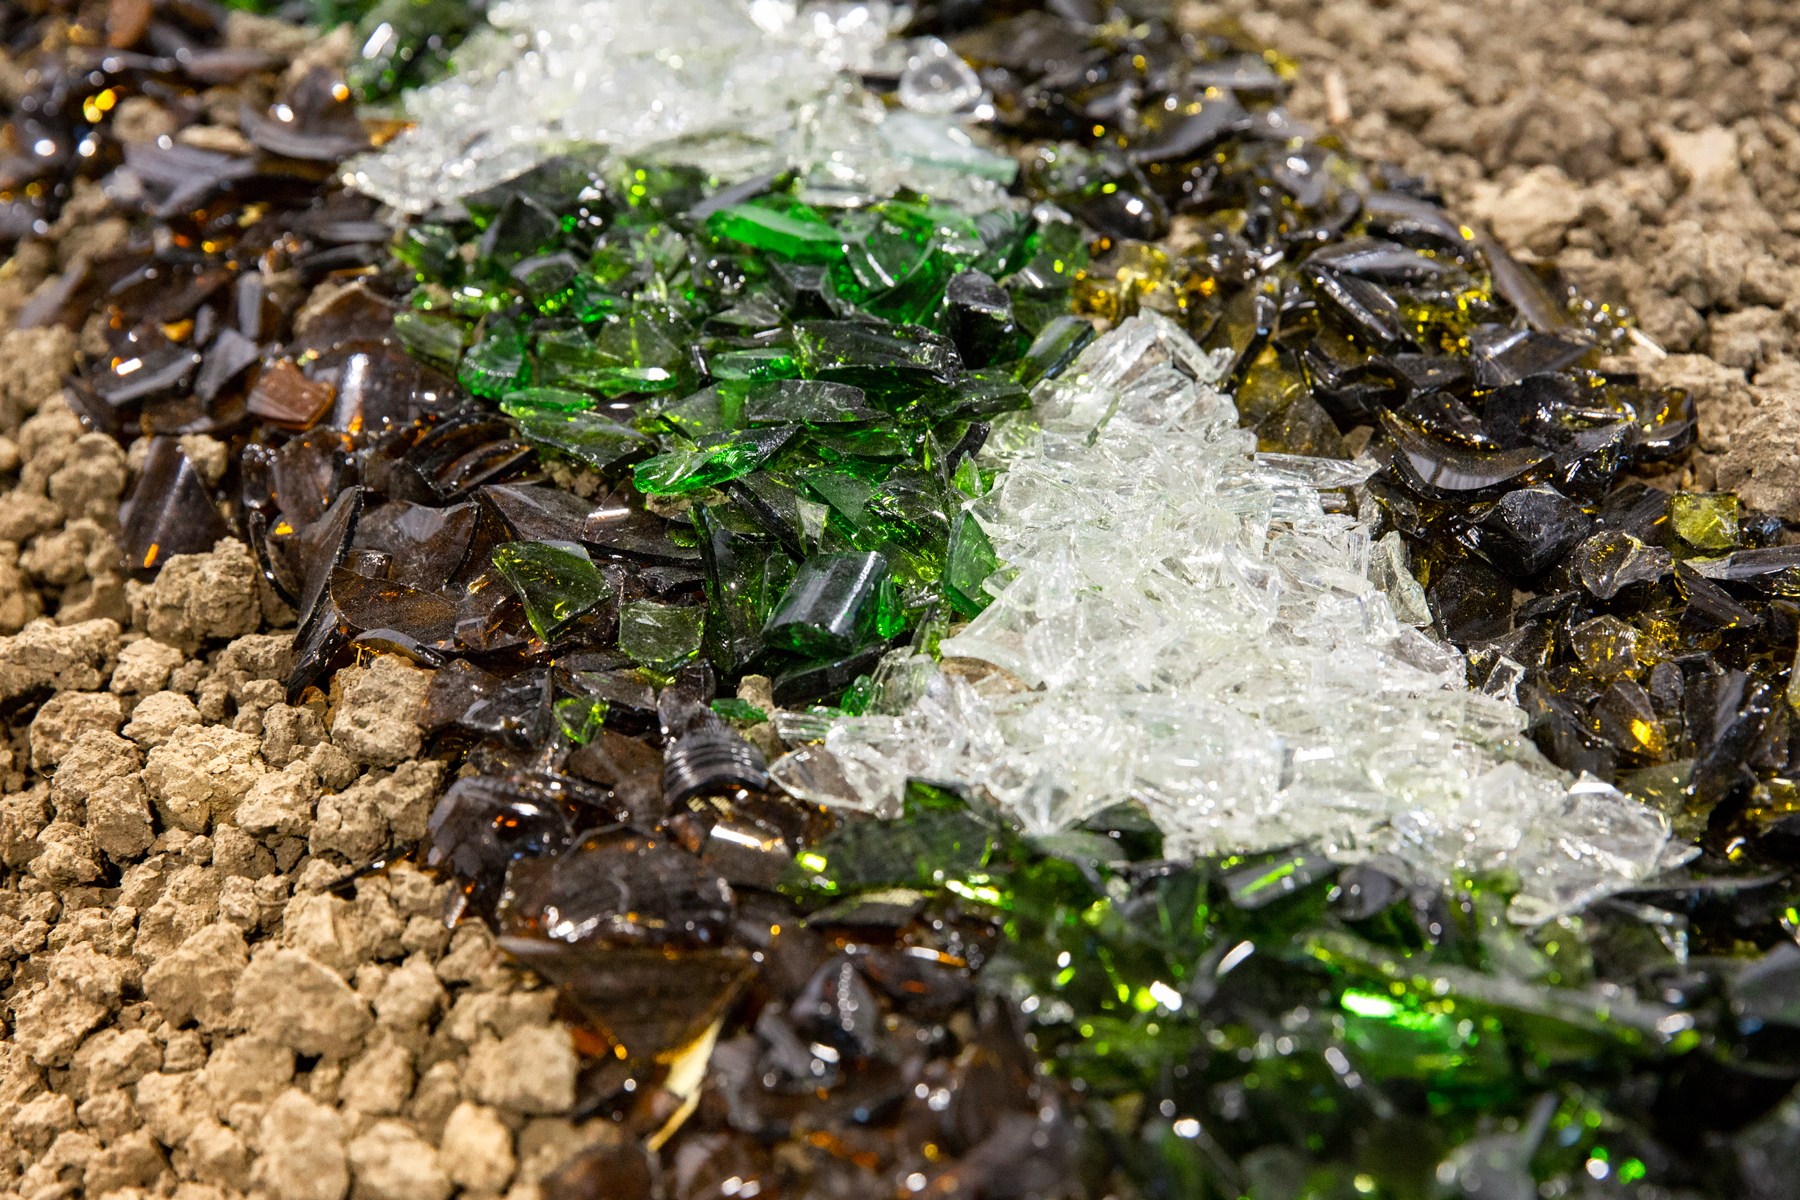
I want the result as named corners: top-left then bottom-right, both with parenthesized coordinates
top-left (2, 1), bottom-right (1799, 1198)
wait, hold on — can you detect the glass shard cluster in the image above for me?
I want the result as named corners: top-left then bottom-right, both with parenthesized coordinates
top-left (8, 0), bottom-right (1800, 1196)
top-left (343, 0), bottom-right (1015, 214)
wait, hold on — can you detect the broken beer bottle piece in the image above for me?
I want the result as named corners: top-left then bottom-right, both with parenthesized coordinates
top-left (1592, 678), bottom-right (1668, 759)
top-left (501, 940), bottom-right (755, 1063)
top-left (618, 600), bottom-right (706, 670)
top-left (1668, 492), bottom-right (1741, 551)
top-left (762, 552), bottom-right (898, 658)
top-left (426, 775), bottom-right (578, 921)
top-left (1571, 615), bottom-right (1644, 678)
top-left (943, 511), bottom-right (1001, 617)
top-left (1379, 409), bottom-right (1551, 498)
top-left (490, 540), bottom-right (613, 643)
top-left (706, 201), bottom-right (846, 263)
top-left (743, 380), bottom-right (884, 428)
top-left (1572, 531), bottom-right (1673, 600)
top-left (500, 828), bottom-right (735, 946)
top-left (633, 426), bottom-right (795, 495)
top-left (792, 320), bottom-right (963, 392)
top-left (503, 405), bottom-right (656, 473)
top-left (124, 438), bottom-right (230, 571)
top-left (245, 359), bottom-right (338, 430)
top-left (1456, 484), bottom-right (1593, 579)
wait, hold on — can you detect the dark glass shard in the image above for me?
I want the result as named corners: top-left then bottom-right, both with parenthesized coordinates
top-left (246, 359), bottom-right (337, 430)
top-left (1685, 671), bottom-right (1775, 810)
top-left (663, 722), bottom-right (770, 806)
top-left (1379, 409), bottom-right (1551, 498)
top-left (500, 829), bottom-right (735, 947)
top-left (1456, 484), bottom-right (1593, 578)
top-left (1426, 555), bottom-right (1513, 644)
top-left (353, 501), bottom-right (476, 595)
top-left (771, 638), bottom-right (893, 708)
top-left (294, 486), bottom-right (364, 635)
top-left (1466, 325), bottom-right (1591, 387)
top-left (1674, 563), bottom-right (1758, 632)
top-left (480, 484), bottom-right (592, 545)
top-left (944, 269), bottom-right (1022, 368)
top-left (122, 437), bottom-right (229, 572)
top-left (193, 328), bottom-right (262, 403)
top-left (581, 502), bottom-right (703, 567)
top-left (499, 941), bottom-right (755, 1062)
top-left (329, 567), bottom-right (457, 645)
top-left (426, 775), bottom-right (578, 922)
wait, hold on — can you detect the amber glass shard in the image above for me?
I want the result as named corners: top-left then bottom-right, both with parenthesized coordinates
top-left (500, 941), bottom-right (754, 1063)
top-left (123, 438), bottom-right (230, 571)
top-left (1571, 615), bottom-right (1645, 678)
top-left (246, 359), bottom-right (338, 430)
top-left (1380, 410), bottom-right (1550, 498)
top-left (500, 829), bottom-right (734, 946)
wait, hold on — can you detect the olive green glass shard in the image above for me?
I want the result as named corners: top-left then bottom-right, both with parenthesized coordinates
top-left (617, 599), bottom-right (705, 670)
top-left (490, 540), bottom-right (610, 642)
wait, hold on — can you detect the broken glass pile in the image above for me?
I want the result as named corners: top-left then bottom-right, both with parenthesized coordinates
top-left (8, 0), bottom-right (1800, 1195)
top-left (341, 0), bottom-right (1017, 215)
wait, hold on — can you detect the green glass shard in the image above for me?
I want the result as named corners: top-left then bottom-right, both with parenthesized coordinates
top-left (556, 695), bottom-right (609, 743)
top-left (763, 552), bottom-right (894, 657)
top-left (798, 468), bottom-right (875, 525)
top-left (811, 427), bottom-right (913, 461)
top-left (744, 380), bottom-right (884, 428)
top-left (863, 467), bottom-right (951, 578)
top-left (786, 806), bottom-right (995, 897)
top-left (490, 540), bottom-right (612, 642)
top-left (939, 366), bottom-right (1031, 420)
top-left (396, 224), bottom-right (461, 285)
top-left (458, 316), bottom-right (529, 398)
top-left (618, 600), bottom-right (706, 670)
top-left (649, 384), bottom-right (750, 439)
top-left (511, 252), bottom-right (583, 313)
top-left (1668, 492), bottom-right (1741, 550)
top-left (633, 426), bottom-right (795, 495)
top-left (447, 282), bottom-right (509, 319)
top-left (705, 201), bottom-right (845, 264)
top-left (1009, 217), bottom-right (1088, 290)
top-left (477, 193), bottom-right (562, 266)
top-left (503, 406), bottom-right (656, 472)
top-left (392, 310), bottom-right (466, 369)
top-left (708, 346), bottom-right (800, 381)
top-left (710, 698), bottom-right (767, 724)
top-left (462, 152), bottom-right (603, 226)
top-left (693, 504), bottom-right (796, 672)
top-left (534, 328), bottom-right (686, 396)
top-left (792, 320), bottom-right (962, 393)
top-left (1014, 314), bottom-right (1096, 386)
top-left (944, 511), bottom-right (1001, 617)
top-left (838, 672), bottom-right (876, 716)
top-left (501, 386), bottom-right (594, 413)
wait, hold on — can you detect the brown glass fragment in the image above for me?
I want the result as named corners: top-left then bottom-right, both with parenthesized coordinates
top-left (501, 941), bottom-right (755, 1063)
top-left (247, 359), bottom-right (338, 430)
